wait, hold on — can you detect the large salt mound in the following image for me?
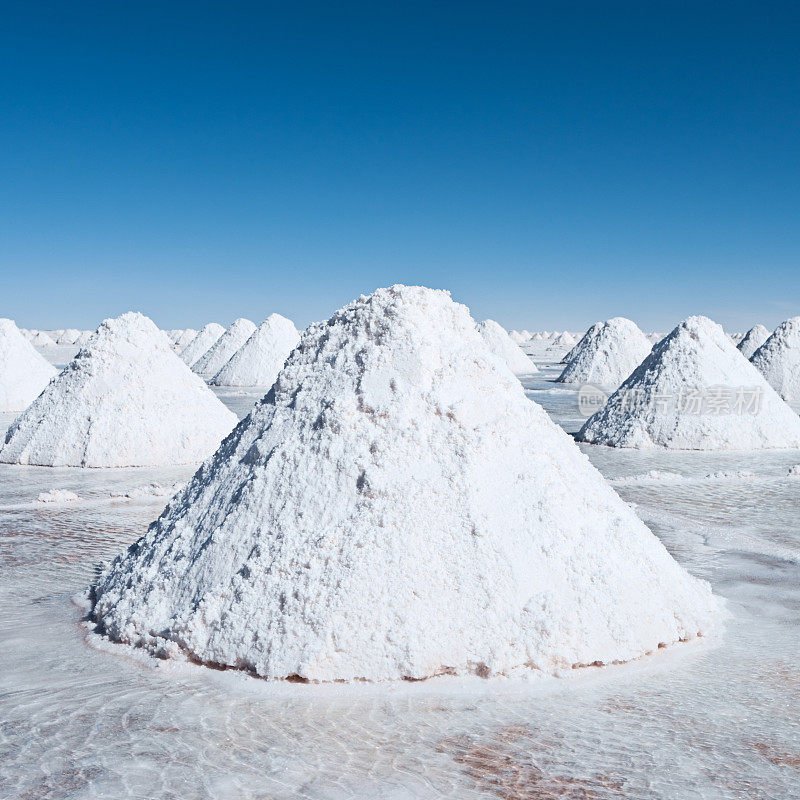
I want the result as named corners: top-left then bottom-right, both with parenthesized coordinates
top-left (737, 324), bottom-right (770, 360)
top-left (91, 285), bottom-right (717, 682)
top-left (750, 317), bottom-right (800, 401)
top-left (0, 312), bottom-right (237, 467)
top-left (476, 319), bottom-right (538, 375)
top-left (210, 314), bottom-right (300, 387)
top-left (578, 315), bottom-right (800, 450)
top-left (192, 318), bottom-right (256, 377)
top-left (180, 323), bottom-right (225, 366)
top-left (557, 317), bottom-right (651, 387)
top-left (0, 319), bottom-right (57, 412)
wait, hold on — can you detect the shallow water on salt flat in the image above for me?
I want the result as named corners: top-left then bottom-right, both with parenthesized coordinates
top-left (2, 377), bottom-right (800, 799)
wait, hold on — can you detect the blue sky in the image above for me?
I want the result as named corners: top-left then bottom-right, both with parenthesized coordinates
top-left (2, 2), bottom-right (799, 332)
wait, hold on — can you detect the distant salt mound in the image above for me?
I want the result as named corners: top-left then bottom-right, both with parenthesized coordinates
top-left (0, 312), bottom-right (237, 467)
top-left (172, 328), bottom-right (198, 353)
top-left (210, 314), bottom-right (300, 387)
top-left (750, 317), bottom-right (800, 401)
top-left (73, 331), bottom-right (92, 346)
top-left (180, 323), bottom-right (225, 366)
top-left (91, 285), bottom-right (717, 682)
top-left (56, 328), bottom-right (81, 345)
top-left (737, 325), bottom-right (770, 360)
top-left (508, 330), bottom-right (529, 345)
top-left (549, 331), bottom-right (576, 348)
top-left (0, 319), bottom-right (57, 412)
top-left (30, 331), bottom-right (56, 347)
top-left (476, 320), bottom-right (538, 375)
top-left (579, 315), bottom-right (800, 450)
top-left (557, 317), bottom-right (651, 387)
top-left (192, 318), bottom-right (256, 377)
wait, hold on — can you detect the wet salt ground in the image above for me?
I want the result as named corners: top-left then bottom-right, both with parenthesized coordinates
top-left (1, 350), bottom-right (800, 799)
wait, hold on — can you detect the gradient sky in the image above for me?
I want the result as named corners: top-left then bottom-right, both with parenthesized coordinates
top-left (2, 1), bottom-right (799, 332)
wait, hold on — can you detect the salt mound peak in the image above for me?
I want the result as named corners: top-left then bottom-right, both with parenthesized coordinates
top-left (0, 312), bottom-right (236, 467)
top-left (476, 319), bottom-right (538, 375)
top-left (579, 315), bottom-right (800, 450)
top-left (92, 285), bottom-right (716, 682)
top-left (0, 319), bottom-right (57, 412)
top-left (192, 318), bottom-right (256, 376)
top-left (557, 317), bottom-right (651, 387)
top-left (211, 314), bottom-right (300, 386)
top-left (750, 317), bottom-right (800, 401)
top-left (180, 323), bottom-right (225, 366)
top-left (737, 324), bottom-right (770, 360)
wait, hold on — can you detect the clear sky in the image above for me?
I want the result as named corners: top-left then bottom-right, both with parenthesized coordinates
top-left (2, 1), bottom-right (799, 333)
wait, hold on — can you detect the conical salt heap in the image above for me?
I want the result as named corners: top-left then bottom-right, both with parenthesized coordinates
top-left (737, 324), bottom-right (770, 360)
top-left (750, 317), bottom-right (800, 401)
top-left (30, 331), bottom-right (56, 347)
top-left (180, 322), bottom-right (225, 366)
top-left (476, 319), bottom-right (538, 375)
top-left (579, 315), bottom-right (800, 450)
top-left (172, 328), bottom-right (198, 353)
top-left (57, 328), bottom-right (82, 345)
top-left (557, 317), bottom-right (651, 387)
top-left (192, 318), bottom-right (256, 377)
top-left (549, 331), bottom-right (576, 349)
top-left (0, 319), bottom-right (57, 412)
top-left (211, 314), bottom-right (300, 386)
top-left (0, 312), bottom-right (237, 467)
top-left (91, 286), bottom-right (716, 681)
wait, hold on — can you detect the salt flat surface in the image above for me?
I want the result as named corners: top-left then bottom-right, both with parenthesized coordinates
top-left (1, 362), bottom-right (799, 798)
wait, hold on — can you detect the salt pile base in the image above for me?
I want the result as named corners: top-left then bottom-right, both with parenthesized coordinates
top-left (750, 317), bottom-right (800, 401)
top-left (579, 315), bottom-right (800, 450)
top-left (737, 324), bottom-right (770, 360)
top-left (0, 312), bottom-right (237, 467)
top-left (476, 319), bottom-right (538, 374)
top-left (92, 285), bottom-right (717, 682)
top-left (211, 314), bottom-right (300, 386)
top-left (0, 319), bottom-right (57, 412)
top-left (557, 317), bottom-right (651, 387)
top-left (192, 318), bottom-right (256, 377)
top-left (180, 322), bottom-right (225, 367)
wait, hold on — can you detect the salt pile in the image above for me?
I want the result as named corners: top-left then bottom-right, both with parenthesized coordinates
top-left (750, 317), bottom-right (800, 401)
top-left (549, 331), bottom-right (576, 348)
top-left (56, 328), bottom-right (81, 345)
top-left (30, 331), bottom-right (56, 347)
top-left (737, 324), bottom-right (770, 360)
top-left (73, 331), bottom-right (92, 346)
top-left (91, 285), bottom-right (716, 682)
top-left (557, 317), bottom-right (651, 387)
top-left (509, 329), bottom-right (532, 344)
top-left (578, 315), bottom-right (800, 450)
top-left (0, 312), bottom-right (237, 467)
top-left (192, 318), bottom-right (256, 376)
top-left (0, 319), bottom-right (57, 412)
top-left (171, 328), bottom-right (198, 353)
top-left (476, 319), bottom-right (538, 374)
top-left (179, 322), bottom-right (225, 366)
top-left (211, 314), bottom-right (300, 386)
